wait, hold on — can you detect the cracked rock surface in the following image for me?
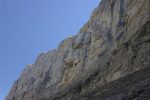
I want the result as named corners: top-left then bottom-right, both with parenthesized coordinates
top-left (6, 0), bottom-right (150, 100)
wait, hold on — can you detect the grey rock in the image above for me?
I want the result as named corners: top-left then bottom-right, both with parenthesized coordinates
top-left (6, 0), bottom-right (150, 100)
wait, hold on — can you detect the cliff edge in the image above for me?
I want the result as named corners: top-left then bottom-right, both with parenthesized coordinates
top-left (6, 0), bottom-right (150, 100)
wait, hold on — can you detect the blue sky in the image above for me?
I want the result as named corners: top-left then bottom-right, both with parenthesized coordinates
top-left (0, 0), bottom-right (100, 99)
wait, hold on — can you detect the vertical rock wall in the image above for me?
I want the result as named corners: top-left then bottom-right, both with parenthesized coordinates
top-left (6, 0), bottom-right (150, 100)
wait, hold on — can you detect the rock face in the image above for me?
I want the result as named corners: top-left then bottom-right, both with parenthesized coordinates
top-left (6, 0), bottom-right (150, 100)
top-left (74, 66), bottom-right (150, 100)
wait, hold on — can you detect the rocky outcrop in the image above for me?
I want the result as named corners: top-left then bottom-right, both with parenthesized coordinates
top-left (73, 66), bottom-right (150, 100)
top-left (6, 0), bottom-right (150, 100)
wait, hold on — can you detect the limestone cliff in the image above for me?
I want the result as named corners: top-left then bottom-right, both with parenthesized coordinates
top-left (6, 0), bottom-right (150, 100)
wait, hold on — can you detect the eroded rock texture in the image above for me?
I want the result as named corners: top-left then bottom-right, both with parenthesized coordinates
top-left (6, 0), bottom-right (150, 100)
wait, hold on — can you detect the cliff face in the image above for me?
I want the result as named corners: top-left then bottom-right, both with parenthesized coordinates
top-left (6, 0), bottom-right (150, 100)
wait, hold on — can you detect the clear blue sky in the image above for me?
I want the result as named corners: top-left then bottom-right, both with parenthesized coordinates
top-left (0, 0), bottom-right (100, 99)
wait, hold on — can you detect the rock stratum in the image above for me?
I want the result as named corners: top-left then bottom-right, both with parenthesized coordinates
top-left (6, 0), bottom-right (150, 100)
